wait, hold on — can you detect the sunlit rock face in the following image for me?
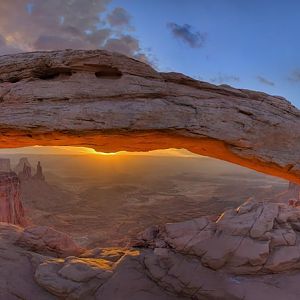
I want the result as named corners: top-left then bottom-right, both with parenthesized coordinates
top-left (0, 50), bottom-right (300, 184)
top-left (0, 172), bottom-right (26, 226)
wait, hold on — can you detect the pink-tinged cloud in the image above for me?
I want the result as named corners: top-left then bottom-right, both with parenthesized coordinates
top-left (0, 0), bottom-right (148, 61)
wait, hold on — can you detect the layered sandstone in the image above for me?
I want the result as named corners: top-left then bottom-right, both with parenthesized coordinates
top-left (0, 50), bottom-right (299, 184)
top-left (0, 172), bottom-right (26, 226)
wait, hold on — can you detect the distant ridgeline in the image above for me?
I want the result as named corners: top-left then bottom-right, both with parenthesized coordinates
top-left (0, 157), bottom-right (45, 226)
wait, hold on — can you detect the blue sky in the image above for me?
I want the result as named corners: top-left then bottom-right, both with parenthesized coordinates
top-left (109, 0), bottom-right (300, 107)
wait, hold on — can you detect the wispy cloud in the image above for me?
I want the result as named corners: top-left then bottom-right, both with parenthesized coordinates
top-left (107, 7), bottom-right (132, 28)
top-left (288, 70), bottom-right (300, 82)
top-left (167, 23), bottom-right (207, 48)
top-left (257, 76), bottom-right (275, 86)
top-left (209, 73), bottom-right (240, 84)
top-left (0, 1), bottom-right (148, 62)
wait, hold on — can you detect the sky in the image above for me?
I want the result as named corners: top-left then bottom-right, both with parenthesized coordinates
top-left (0, 0), bottom-right (299, 107)
top-left (110, 0), bottom-right (300, 107)
top-left (0, 146), bottom-right (200, 157)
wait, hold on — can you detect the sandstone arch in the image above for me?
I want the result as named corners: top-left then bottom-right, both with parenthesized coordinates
top-left (0, 50), bottom-right (299, 183)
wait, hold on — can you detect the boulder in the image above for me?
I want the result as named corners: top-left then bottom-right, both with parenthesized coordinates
top-left (17, 226), bottom-right (83, 257)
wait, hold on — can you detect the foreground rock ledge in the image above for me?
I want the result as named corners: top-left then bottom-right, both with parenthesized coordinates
top-left (0, 50), bottom-right (299, 183)
top-left (4, 200), bottom-right (300, 299)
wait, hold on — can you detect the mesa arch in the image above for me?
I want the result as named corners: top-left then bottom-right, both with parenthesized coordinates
top-left (0, 50), bottom-right (299, 184)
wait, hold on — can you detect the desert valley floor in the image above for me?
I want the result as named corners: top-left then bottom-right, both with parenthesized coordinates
top-left (1, 151), bottom-right (289, 247)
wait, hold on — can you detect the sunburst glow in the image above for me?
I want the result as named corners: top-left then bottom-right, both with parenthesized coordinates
top-left (0, 146), bottom-right (200, 157)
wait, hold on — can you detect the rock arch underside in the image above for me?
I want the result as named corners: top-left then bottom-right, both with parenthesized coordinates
top-left (0, 50), bottom-right (300, 300)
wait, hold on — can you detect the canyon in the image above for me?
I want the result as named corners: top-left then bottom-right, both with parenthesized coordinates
top-left (0, 49), bottom-right (299, 299)
top-left (0, 154), bottom-right (287, 247)
top-left (0, 157), bottom-right (45, 227)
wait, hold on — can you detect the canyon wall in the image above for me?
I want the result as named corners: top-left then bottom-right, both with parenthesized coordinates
top-left (0, 158), bottom-right (11, 172)
top-left (0, 172), bottom-right (26, 226)
top-left (289, 182), bottom-right (300, 202)
top-left (0, 50), bottom-right (299, 184)
top-left (0, 157), bottom-right (45, 226)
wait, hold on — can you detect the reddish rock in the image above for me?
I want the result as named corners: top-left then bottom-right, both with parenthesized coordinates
top-left (0, 172), bottom-right (27, 226)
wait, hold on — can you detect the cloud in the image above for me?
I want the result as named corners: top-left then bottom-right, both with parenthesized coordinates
top-left (257, 76), bottom-right (275, 86)
top-left (33, 35), bottom-right (90, 50)
top-left (167, 23), bottom-right (207, 48)
top-left (0, 0), bottom-right (148, 62)
top-left (0, 34), bottom-right (21, 55)
top-left (209, 73), bottom-right (240, 84)
top-left (288, 70), bottom-right (300, 82)
top-left (107, 7), bottom-right (131, 28)
top-left (105, 34), bottom-right (145, 58)
top-left (0, 35), bottom-right (5, 47)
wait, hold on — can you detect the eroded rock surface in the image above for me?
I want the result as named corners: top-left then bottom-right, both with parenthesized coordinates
top-left (2, 200), bottom-right (300, 299)
top-left (134, 198), bottom-right (300, 275)
top-left (0, 50), bottom-right (300, 184)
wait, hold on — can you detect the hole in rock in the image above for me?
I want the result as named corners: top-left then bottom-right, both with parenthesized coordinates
top-left (32, 68), bottom-right (73, 80)
top-left (94, 66), bottom-right (123, 79)
top-left (7, 77), bottom-right (21, 83)
top-left (0, 146), bottom-right (291, 248)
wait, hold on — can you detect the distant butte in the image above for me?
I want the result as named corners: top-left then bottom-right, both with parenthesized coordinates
top-left (0, 50), bottom-right (299, 184)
